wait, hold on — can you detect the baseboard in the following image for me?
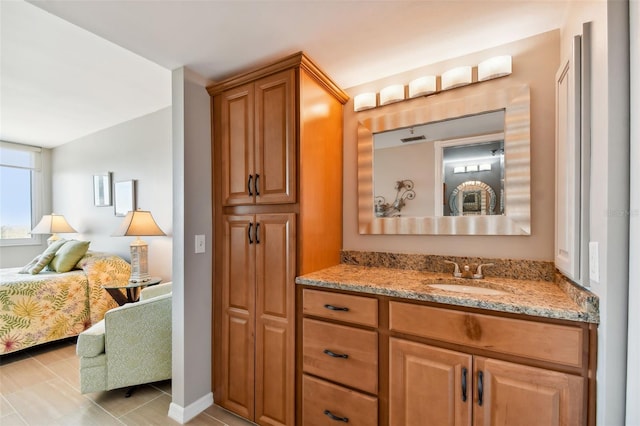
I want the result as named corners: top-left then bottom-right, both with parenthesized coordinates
top-left (168, 392), bottom-right (213, 424)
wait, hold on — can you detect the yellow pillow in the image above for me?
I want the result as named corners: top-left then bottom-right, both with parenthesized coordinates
top-left (49, 240), bottom-right (90, 273)
top-left (22, 239), bottom-right (68, 274)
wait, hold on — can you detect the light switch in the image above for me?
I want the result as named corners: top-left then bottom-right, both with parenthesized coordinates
top-left (589, 241), bottom-right (599, 282)
top-left (195, 234), bottom-right (206, 254)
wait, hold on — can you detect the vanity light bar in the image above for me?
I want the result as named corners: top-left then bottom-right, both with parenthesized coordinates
top-left (453, 163), bottom-right (492, 174)
top-left (353, 55), bottom-right (512, 112)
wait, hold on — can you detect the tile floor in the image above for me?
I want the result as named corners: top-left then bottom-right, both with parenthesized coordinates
top-left (0, 339), bottom-right (255, 426)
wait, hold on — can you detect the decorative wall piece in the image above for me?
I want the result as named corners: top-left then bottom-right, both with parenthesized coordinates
top-left (114, 180), bottom-right (136, 217)
top-left (93, 172), bottom-right (112, 207)
top-left (374, 179), bottom-right (416, 217)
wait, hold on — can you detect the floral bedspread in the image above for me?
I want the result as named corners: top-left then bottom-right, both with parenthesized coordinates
top-left (0, 252), bottom-right (130, 354)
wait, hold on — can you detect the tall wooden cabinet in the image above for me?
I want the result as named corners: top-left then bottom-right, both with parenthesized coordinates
top-left (209, 52), bottom-right (348, 426)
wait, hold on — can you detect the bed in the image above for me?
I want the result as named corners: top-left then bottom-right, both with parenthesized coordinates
top-left (0, 251), bottom-right (130, 355)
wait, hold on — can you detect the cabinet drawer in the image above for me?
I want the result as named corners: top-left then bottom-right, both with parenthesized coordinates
top-left (303, 289), bottom-right (378, 327)
top-left (389, 302), bottom-right (585, 368)
top-left (302, 375), bottom-right (378, 426)
top-left (302, 318), bottom-right (378, 393)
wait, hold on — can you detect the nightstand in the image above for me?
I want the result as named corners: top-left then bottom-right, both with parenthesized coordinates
top-left (102, 277), bottom-right (162, 305)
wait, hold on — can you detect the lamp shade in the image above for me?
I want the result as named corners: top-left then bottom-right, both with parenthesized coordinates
top-left (112, 210), bottom-right (166, 237)
top-left (31, 214), bottom-right (77, 234)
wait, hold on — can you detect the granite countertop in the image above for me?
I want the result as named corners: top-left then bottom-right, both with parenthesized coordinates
top-left (295, 264), bottom-right (599, 324)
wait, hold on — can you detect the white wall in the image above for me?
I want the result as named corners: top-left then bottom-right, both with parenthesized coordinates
top-left (374, 143), bottom-right (435, 216)
top-left (51, 108), bottom-right (173, 281)
top-left (169, 67), bottom-right (213, 423)
top-left (561, 1), bottom-right (630, 424)
top-left (343, 31), bottom-right (559, 259)
top-left (627, 0), bottom-right (639, 423)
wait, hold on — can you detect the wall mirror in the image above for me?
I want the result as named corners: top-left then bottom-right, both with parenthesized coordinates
top-left (357, 84), bottom-right (531, 235)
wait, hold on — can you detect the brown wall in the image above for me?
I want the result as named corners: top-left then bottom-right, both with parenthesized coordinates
top-left (342, 30), bottom-right (560, 261)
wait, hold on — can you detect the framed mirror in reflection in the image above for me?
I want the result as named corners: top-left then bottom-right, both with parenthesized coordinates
top-left (358, 84), bottom-right (530, 235)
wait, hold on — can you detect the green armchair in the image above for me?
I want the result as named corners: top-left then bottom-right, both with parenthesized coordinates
top-left (76, 282), bottom-right (172, 394)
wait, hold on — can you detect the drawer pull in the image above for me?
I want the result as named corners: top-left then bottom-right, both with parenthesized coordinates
top-left (461, 367), bottom-right (468, 402)
top-left (324, 304), bottom-right (350, 312)
top-left (477, 371), bottom-right (484, 406)
top-left (324, 409), bottom-right (349, 422)
top-left (323, 349), bottom-right (349, 359)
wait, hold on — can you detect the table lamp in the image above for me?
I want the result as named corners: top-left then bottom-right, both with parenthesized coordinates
top-left (31, 214), bottom-right (77, 245)
top-left (113, 209), bottom-right (166, 283)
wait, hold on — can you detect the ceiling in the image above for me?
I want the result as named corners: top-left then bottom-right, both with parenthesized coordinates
top-left (1, 0), bottom-right (570, 148)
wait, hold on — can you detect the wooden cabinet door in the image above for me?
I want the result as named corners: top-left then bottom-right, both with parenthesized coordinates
top-left (221, 83), bottom-right (255, 206)
top-left (473, 357), bottom-right (585, 426)
top-left (254, 213), bottom-right (296, 426)
top-left (254, 70), bottom-right (296, 205)
top-left (220, 215), bottom-right (256, 418)
top-left (389, 338), bottom-right (472, 426)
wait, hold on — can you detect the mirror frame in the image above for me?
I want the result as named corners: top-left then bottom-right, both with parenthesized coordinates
top-left (357, 84), bottom-right (531, 235)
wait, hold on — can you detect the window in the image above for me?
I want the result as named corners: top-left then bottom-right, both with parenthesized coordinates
top-left (0, 142), bottom-right (42, 246)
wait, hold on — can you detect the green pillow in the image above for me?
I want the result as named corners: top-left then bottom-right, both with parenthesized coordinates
top-left (26, 239), bottom-right (68, 274)
top-left (49, 240), bottom-right (90, 273)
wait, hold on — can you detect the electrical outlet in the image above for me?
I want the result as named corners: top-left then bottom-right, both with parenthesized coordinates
top-left (589, 241), bottom-right (599, 282)
top-left (195, 235), bottom-right (206, 254)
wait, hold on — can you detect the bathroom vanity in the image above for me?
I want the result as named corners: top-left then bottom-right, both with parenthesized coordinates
top-left (296, 260), bottom-right (598, 426)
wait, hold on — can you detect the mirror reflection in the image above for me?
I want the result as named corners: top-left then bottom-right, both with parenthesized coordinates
top-left (373, 111), bottom-right (505, 217)
top-left (357, 84), bottom-right (531, 235)
top-left (442, 138), bottom-right (504, 216)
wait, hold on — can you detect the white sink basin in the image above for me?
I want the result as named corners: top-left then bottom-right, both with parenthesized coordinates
top-left (427, 283), bottom-right (508, 296)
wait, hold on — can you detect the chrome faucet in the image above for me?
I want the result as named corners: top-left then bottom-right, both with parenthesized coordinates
top-left (443, 260), bottom-right (462, 278)
top-left (473, 263), bottom-right (494, 279)
top-left (444, 261), bottom-right (494, 279)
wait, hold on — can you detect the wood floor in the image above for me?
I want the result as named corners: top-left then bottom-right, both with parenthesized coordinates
top-left (0, 339), bottom-right (254, 426)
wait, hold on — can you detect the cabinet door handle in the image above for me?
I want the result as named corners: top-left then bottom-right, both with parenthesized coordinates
top-left (255, 223), bottom-right (260, 244)
top-left (462, 367), bottom-right (468, 402)
top-left (323, 349), bottom-right (349, 359)
top-left (477, 370), bottom-right (484, 406)
top-left (324, 304), bottom-right (349, 312)
top-left (323, 410), bottom-right (349, 422)
top-left (248, 175), bottom-right (253, 196)
top-left (248, 223), bottom-right (253, 244)
top-left (255, 174), bottom-right (260, 196)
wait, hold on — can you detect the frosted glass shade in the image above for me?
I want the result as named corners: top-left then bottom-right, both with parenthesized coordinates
top-left (354, 92), bottom-right (377, 112)
top-left (478, 55), bottom-right (512, 81)
top-left (379, 84), bottom-right (405, 105)
top-left (408, 76), bottom-right (437, 98)
top-left (441, 66), bottom-right (472, 90)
